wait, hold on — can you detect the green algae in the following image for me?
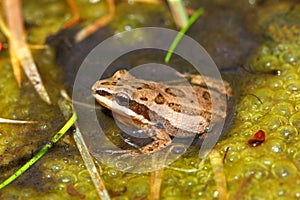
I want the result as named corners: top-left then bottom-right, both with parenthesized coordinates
top-left (0, 48), bottom-right (65, 169)
top-left (0, 49), bottom-right (66, 164)
top-left (216, 34), bottom-right (300, 199)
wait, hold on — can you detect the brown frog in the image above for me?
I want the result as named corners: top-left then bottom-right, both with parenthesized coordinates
top-left (92, 69), bottom-right (231, 153)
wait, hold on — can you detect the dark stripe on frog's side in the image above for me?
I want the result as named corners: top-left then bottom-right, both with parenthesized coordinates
top-left (115, 95), bottom-right (207, 133)
top-left (95, 89), bottom-right (211, 133)
top-left (129, 101), bottom-right (151, 121)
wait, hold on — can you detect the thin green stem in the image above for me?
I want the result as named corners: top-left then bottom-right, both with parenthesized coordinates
top-left (0, 112), bottom-right (77, 190)
top-left (165, 8), bottom-right (204, 63)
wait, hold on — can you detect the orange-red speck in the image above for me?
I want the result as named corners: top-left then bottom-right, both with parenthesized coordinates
top-left (248, 130), bottom-right (266, 147)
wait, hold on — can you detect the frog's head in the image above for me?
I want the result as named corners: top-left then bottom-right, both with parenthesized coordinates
top-left (91, 69), bottom-right (153, 127)
top-left (92, 69), bottom-right (131, 109)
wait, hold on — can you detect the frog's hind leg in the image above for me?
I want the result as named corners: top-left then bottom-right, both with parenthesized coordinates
top-left (139, 129), bottom-right (172, 154)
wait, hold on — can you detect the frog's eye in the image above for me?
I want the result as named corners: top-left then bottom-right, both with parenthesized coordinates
top-left (114, 93), bottom-right (130, 106)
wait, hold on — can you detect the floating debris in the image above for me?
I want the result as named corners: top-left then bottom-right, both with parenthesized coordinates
top-left (0, 117), bottom-right (36, 124)
top-left (248, 130), bottom-right (266, 147)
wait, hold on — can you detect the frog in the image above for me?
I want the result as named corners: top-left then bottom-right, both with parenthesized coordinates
top-left (92, 69), bottom-right (232, 154)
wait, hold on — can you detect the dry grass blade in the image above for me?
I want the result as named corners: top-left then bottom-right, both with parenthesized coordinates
top-left (59, 90), bottom-right (110, 200)
top-left (0, 117), bottom-right (36, 124)
top-left (167, 0), bottom-right (189, 28)
top-left (9, 46), bottom-right (22, 87)
top-left (2, 0), bottom-right (51, 104)
top-left (75, 0), bottom-right (115, 42)
top-left (73, 127), bottom-right (111, 200)
top-left (149, 147), bottom-right (176, 200)
top-left (210, 150), bottom-right (228, 200)
top-left (0, 12), bottom-right (22, 87)
top-left (150, 167), bottom-right (163, 200)
top-left (150, 153), bottom-right (163, 200)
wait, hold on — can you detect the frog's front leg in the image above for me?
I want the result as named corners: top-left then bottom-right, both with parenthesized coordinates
top-left (139, 126), bottom-right (172, 154)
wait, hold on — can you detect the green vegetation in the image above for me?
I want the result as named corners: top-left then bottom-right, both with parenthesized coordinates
top-left (165, 8), bottom-right (204, 63)
top-left (0, 112), bottom-right (77, 190)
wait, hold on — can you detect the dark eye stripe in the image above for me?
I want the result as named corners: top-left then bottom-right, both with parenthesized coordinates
top-left (100, 81), bottom-right (117, 85)
top-left (96, 90), bottom-right (111, 97)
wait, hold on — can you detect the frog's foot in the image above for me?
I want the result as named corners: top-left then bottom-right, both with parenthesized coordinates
top-left (139, 131), bottom-right (172, 154)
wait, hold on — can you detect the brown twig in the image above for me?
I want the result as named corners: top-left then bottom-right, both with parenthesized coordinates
top-left (63, 0), bottom-right (81, 29)
top-left (75, 0), bottom-right (115, 42)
